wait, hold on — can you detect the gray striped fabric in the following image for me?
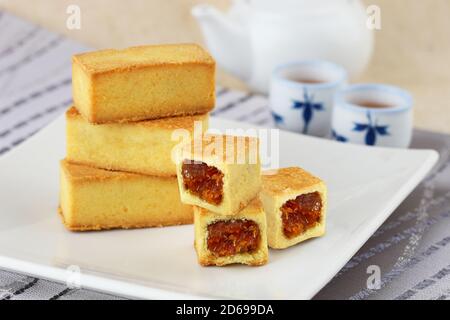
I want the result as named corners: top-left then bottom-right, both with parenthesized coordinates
top-left (0, 10), bottom-right (449, 300)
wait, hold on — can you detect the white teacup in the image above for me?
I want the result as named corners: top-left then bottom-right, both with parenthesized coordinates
top-left (269, 60), bottom-right (347, 137)
top-left (331, 84), bottom-right (413, 148)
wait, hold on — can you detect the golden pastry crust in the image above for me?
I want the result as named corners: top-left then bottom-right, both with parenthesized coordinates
top-left (182, 134), bottom-right (259, 163)
top-left (194, 197), bottom-right (263, 217)
top-left (175, 134), bottom-right (261, 216)
top-left (194, 198), bottom-right (269, 266)
top-left (58, 207), bottom-right (193, 231)
top-left (196, 253), bottom-right (267, 267)
top-left (66, 106), bottom-right (208, 130)
top-left (72, 43), bottom-right (215, 123)
top-left (77, 106), bottom-right (213, 125)
top-left (260, 167), bottom-right (327, 249)
top-left (73, 43), bottom-right (214, 75)
top-left (59, 160), bottom-right (193, 231)
top-left (61, 159), bottom-right (138, 182)
top-left (261, 167), bottom-right (323, 195)
top-left (66, 108), bottom-right (208, 177)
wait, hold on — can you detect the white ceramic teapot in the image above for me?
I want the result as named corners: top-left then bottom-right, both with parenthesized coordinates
top-left (192, 0), bottom-right (373, 93)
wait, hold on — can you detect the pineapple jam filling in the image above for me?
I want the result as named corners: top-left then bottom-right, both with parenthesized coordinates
top-left (280, 192), bottom-right (322, 239)
top-left (181, 160), bottom-right (224, 205)
top-left (207, 220), bottom-right (261, 257)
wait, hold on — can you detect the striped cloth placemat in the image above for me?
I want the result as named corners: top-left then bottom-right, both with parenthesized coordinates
top-left (1, 10), bottom-right (450, 300)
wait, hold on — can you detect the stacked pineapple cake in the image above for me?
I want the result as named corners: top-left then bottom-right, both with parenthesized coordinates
top-left (174, 134), bottom-right (269, 266)
top-left (59, 44), bottom-right (215, 231)
top-left (58, 42), bottom-right (329, 268)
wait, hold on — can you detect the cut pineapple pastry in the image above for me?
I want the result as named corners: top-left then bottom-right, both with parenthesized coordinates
top-left (66, 106), bottom-right (208, 176)
top-left (260, 167), bottom-right (327, 249)
top-left (72, 43), bottom-right (215, 123)
top-left (59, 160), bottom-right (193, 231)
top-left (194, 198), bottom-right (268, 266)
top-left (175, 134), bottom-right (261, 215)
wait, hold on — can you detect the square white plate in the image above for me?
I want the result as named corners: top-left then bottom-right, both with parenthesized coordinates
top-left (0, 116), bottom-right (438, 299)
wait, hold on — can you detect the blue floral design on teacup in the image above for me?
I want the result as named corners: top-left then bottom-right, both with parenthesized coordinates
top-left (332, 84), bottom-right (412, 148)
top-left (331, 129), bottom-right (348, 142)
top-left (269, 60), bottom-right (347, 137)
top-left (292, 88), bottom-right (324, 134)
top-left (352, 111), bottom-right (389, 146)
top-left (271, 111), bottom-right (284, 124)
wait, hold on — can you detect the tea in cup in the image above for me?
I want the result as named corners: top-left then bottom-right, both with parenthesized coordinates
top-left (269, 60), bottom-right (347, 137)
top-left (331, 84), bottom-right (413, 148)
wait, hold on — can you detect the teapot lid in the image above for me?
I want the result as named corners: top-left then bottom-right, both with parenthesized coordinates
top-left (249, 0), bottom-right (352, 15)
